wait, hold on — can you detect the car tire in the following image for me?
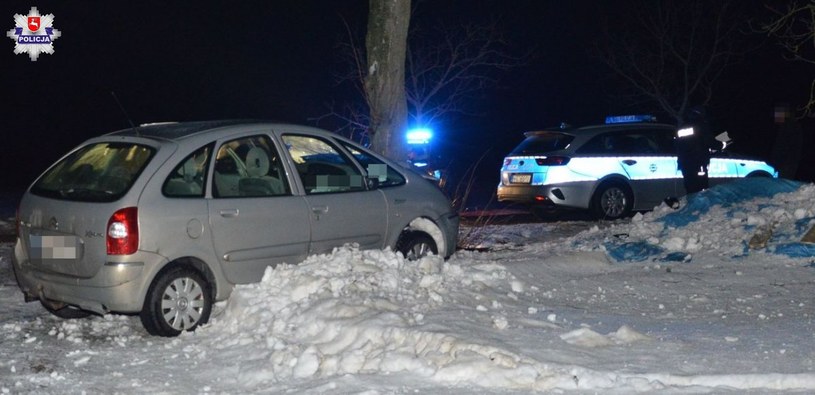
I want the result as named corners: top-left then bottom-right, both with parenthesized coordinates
top-left (41, 301), bottom-right (92, 319)
top-left (396, 231), bottom-right (438, 260)
top-left (591, 181), bottom-right (633, 220)
top-left (140, 266), bottom-right (212, 337)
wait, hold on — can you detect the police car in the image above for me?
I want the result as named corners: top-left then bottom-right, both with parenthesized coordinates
top-left (497, 115), bottom-right (778, 220)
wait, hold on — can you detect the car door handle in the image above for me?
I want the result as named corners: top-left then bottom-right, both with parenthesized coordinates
top-left (312, 206), bottom-right (329, 214)
top-left (219, 209), bottom-right (239, 218)
top-left (622, 159), bottom-right (637, 166)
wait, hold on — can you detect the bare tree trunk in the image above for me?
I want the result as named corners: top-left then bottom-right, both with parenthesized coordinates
top-left (365, 0), bottom-right (411, 160)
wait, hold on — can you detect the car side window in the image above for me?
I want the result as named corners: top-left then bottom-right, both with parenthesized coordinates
top-left (281, 134), bottom-right (366, 194)
top-left (577, 133), bottom-right (617, 155)
top-left (646, 129), bottom-right (677, 155)
top-left (341, 142), bottom-right (406, 187)
top-left (615, 133), bottom-right (658, 155)
top-left (213, 135), bottom-right (291, 198)
top-left (163, 143), bottom-right (213, 198)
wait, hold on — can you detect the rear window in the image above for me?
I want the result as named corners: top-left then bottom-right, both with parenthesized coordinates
top-left (510, 132), bottom-right (574, 155)
top-left (31, 142), bottom-right (155, 202)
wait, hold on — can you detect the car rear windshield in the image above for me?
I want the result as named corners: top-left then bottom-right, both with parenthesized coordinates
top-left (31, 142), bottom-right (155, 202)
top-left (510, 132), bottom-right (574, 155)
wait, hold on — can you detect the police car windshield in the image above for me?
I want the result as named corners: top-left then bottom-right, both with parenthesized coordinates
top-left (510, 132), bottom-right (574, 156)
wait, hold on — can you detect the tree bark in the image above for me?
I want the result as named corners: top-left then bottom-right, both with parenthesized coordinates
top-left (365, 0), bottom-right (411, 160)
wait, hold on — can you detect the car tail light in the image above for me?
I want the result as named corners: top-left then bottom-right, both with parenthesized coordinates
top-left (107, 207), bottom-right (138, 255)
top-left (535, 156), bottom-right (570, 166)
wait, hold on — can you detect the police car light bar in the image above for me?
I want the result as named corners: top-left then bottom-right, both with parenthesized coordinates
top-left (605, 115), bottom-right (657, 124)
top-left (406, 128), bottom-right (433, 145)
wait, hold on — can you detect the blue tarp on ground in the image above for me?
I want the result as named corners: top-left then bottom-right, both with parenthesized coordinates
top-left (772, 243), bottom-right (815, 258)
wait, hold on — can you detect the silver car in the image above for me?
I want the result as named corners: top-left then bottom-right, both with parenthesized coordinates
top-left (13, 121), bottom-right (459, 336)
top-left (497, 119), bottom-right (777, 219)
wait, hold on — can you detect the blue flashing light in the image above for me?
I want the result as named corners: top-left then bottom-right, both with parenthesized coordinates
top-left (605, 115), bottom-right (656, 124)
top-left (406, 128), bottom-right (433, 145)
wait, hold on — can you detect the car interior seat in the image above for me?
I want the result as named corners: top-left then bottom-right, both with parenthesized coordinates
top-left (239, 147), bottom-right (284, 196)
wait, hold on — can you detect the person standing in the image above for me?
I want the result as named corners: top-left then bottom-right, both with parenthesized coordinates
top-left (676, 105), bottom-right (719, 194)
top-left (770, 103), bottom-right (803, 180)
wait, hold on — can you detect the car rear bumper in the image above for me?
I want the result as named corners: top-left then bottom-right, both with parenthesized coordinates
top-left (12, 238), bottom-right (166, 314)
top-left (497, 183), bottom-right (594, 209)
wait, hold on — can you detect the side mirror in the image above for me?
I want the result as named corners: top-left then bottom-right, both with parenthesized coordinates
top-left (366, 176), bottom-right (380, 189)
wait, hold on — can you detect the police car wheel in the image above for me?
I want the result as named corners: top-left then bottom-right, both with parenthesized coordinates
top-left (591, 181), bottom-right (633, 220)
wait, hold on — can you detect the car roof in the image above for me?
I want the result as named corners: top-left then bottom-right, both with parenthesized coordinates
top-left (105, 120), bottom-right (265, 141)
top-left (524, 122), bottom-right (675, 138)
top-left (106, 120), bottom-right (340, 142)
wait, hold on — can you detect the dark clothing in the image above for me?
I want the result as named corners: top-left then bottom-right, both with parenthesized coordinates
top-left (770, 119), bottom-right (803, 180)
top-left (676, 108), bottom-right (718, 194)
top-left (680, 164), bottom-right (708, 194)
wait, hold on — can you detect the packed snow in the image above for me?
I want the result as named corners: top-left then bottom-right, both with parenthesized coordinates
top-left (1, 178), bottom-right (815, 394)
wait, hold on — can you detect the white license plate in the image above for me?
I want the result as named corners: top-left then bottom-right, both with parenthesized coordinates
top-left (510, 173), bottom-right (532, 184)
top-left (29, 235), bottom-right (78, 259)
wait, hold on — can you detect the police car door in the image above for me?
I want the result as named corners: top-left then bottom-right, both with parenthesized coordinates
top-left (615, 129), bottom-right (679, 209)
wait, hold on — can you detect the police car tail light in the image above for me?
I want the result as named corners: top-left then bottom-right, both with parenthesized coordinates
top-left (107, 207), bottom-right (139, 255)
top-left (535, 156), bottom-right (570, 166)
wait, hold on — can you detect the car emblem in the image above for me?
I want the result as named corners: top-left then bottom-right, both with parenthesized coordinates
top-left (49, 216), bottom-right (59, 230)
top-left (649, 164), bottom-right (657, 173)
top-left (85, 230), bottom-right (103, 238)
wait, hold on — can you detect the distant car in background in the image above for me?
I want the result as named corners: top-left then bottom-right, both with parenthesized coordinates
top-left (497, 116), bottom-right (777, 220)
top-left (13, 121), bottom-right (459, 336)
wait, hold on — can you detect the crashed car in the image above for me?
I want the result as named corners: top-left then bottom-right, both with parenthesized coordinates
top-left (14, 121), bottom-right (459, 336)
top-left (497, 115), bottom-right (777, 220)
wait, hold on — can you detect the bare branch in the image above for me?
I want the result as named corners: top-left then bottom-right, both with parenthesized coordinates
top-left (761, 1), bottom-right (815, 116)
top-left (596, 0), bottom-right (746, 123)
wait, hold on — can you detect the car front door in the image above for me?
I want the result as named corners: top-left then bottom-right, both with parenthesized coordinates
top-left (280, 133), bottom-right (388, 255)
top-left (208, 133), bottom-right (311, 284)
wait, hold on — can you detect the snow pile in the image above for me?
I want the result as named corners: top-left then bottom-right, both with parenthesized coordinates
top-left (198, 247), bottom-right (577, 391)
top-left (569, 179), bottom-right (815, 263)
top-left (3, 178), bottom-right (815, 393)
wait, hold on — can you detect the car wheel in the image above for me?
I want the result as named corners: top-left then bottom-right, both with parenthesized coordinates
top-left (41, 300), bottom-right (92, 319)
top-left (591, 181), bottom-right (633, 220)
top-left (396, 231), bottom-right (438, 260)
top-left (140, 266), bottom-right (212, 337)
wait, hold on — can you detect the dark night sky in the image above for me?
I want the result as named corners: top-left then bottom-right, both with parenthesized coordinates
top-left (2, 1), bottom-right (812, 192)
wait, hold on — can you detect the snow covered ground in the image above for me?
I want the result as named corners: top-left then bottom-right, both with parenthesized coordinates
top-left (1, 178), bottom-right (815, 394)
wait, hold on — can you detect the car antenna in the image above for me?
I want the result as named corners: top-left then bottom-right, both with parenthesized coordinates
top-left (110, 91), bottom-right (139, 136)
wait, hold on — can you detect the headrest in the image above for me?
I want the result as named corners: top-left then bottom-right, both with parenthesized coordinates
top-left (183, 157), bottom-right (198, 182)
top-left (245, 147), bottom-right (269, 177)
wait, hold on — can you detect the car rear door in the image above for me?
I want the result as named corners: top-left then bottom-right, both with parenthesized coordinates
top-left (207, 133), bottom-right (311, 284)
